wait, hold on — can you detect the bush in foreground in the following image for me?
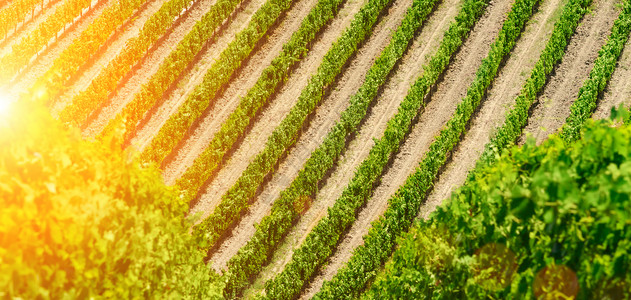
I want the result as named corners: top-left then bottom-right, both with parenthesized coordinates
top-left (367, 116), bottom-right (631, 299)
top-left (0, 101), bottom-right (221, 298)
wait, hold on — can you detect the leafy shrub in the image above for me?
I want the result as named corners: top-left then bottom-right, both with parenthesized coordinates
top-left (0, 102), bottom-right (221, 298)
top-left (367, 118), bottom-right (631, 299)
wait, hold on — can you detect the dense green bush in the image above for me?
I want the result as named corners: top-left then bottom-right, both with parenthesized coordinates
top-left (0, 102), bottom-right (221, 298)
top-left (367, 118), bottom-right (631, 299)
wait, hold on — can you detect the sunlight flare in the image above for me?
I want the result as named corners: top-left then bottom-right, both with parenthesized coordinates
top-left (0, 91), bottom-right (14, 117)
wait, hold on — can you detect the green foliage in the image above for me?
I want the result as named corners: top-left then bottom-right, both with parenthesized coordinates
top-left (192, 0), bottom-right (395, 254)
top-left (138, 0), bottom-right (294, 165)
top-left (364, 224), bottom-right (474, 299)
top-left (367, 119), bottom-right (631, 299)
top-left (0, 0), bottom-right (92, 82)
top-left (27, 0), bottom-right (149, 106)
top-left (317, 0), bottom-right (592, 297)
top-left (222, 0), bottom-right (440, 296)
top-left (561, 0), bottom-right (631, 142)
top-left (475, 0), bottom-right (591, 170)
top-left (99, 0), bottom-right (244, 141)
top-left (176, 0), bottom-right (347, 208)
top-left (59, 0), bottom-right (199, 127)
top-left (0, 102), bottom-right (221, 299)
top-left (269, 0), bottom-right (541, 296)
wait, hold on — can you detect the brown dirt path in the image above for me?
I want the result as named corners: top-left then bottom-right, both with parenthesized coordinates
top-left (301, 0), bottom-right (521, 296)
top-left (593, 37), bottom-right (631, 119)
top-left (6, 0), bottom-right (114, 99)
top-left (520, 0), bottom-right (620, 144)
top-left (187, 0), bottom-right (367, 223)
top-left (114, 0), bottom-right (266, 144)
top-left (205, 0), bottom-right (415, 276)
top-left (50, 0), bottom-right (178, 114)
top-left (82, 0), bottom-right (263, 137)
top-left (419, 0), bottom-right (564, 220)
top-left (240, 0), bottom-right (515, 297)
top-left (0, 0), bottom-right (65, 57)
top-left (300, 0), bottom-right (484, 297)
top-left (161, 0), bottom-right (322, 184)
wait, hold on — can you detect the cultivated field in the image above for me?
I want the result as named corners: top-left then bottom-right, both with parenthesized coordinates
top-left (1, 0), bottom-right (629, 296)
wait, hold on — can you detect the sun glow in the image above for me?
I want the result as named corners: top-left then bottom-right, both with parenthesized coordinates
top-left (0, 91), bottom-right (14, 117)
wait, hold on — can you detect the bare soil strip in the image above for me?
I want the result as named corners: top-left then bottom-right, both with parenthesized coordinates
top-left (300, 2), bottom-right (488, 299)
top-left (51, 0), bottom-right (178, 114)
top-left (187, 0), bottom-right (366, 223)
top-left (114, 0), bottom-right (266, 144)
top-left (161, 0), bottom-right (321, 184)
top-left (520, 0), bottom-right (619, 144)
top-left (82, 0), bottom-right (262, 137)
top-left (593, 37), bottom-right (631, 119)
top-left (239, 0), bottom-right (514, 296)
top-left (419, 0), bottom-right (564, 220)
top-left (7, 0), bottom-right (113, 99)
top-left (303, 0), bottom-right (526, 296)
top-left (205, 0), bottom-right (415, 276)
top-left (0, 0), bottom-right (65, 57)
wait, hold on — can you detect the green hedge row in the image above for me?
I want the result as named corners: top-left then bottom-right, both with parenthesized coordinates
top-left (28, 0), bottom-right (149, 105)
top-left (98, 0), bottom-right (246, 140)
top-left (262, 0), bottom-right (543, 297)
top-left (191, 0), bottom-right (394, 249)
top-left (59, 0), bottom-right (199, 127)
top-left (474, 0), bottom-right (591, 171)
top-left (0, 0), bottom-right (92, 81)
top-left (175, 0), bottom-right (347, 206)
top-left (137, 0), bottom-right (295, 164)
top-left (311, 0), bottom-right (493, 297)
top-left (319, 0), bottom-right (592, 297)
top-left (262, 0), bottom-right (542, 297)
top-left (561, 0), bottom-right (631, 142)
top-left (221, 0), bottom-right (440, 296)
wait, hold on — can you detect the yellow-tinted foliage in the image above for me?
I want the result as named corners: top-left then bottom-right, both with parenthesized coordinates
top-left (0, 101), bottom-right (221, 298)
